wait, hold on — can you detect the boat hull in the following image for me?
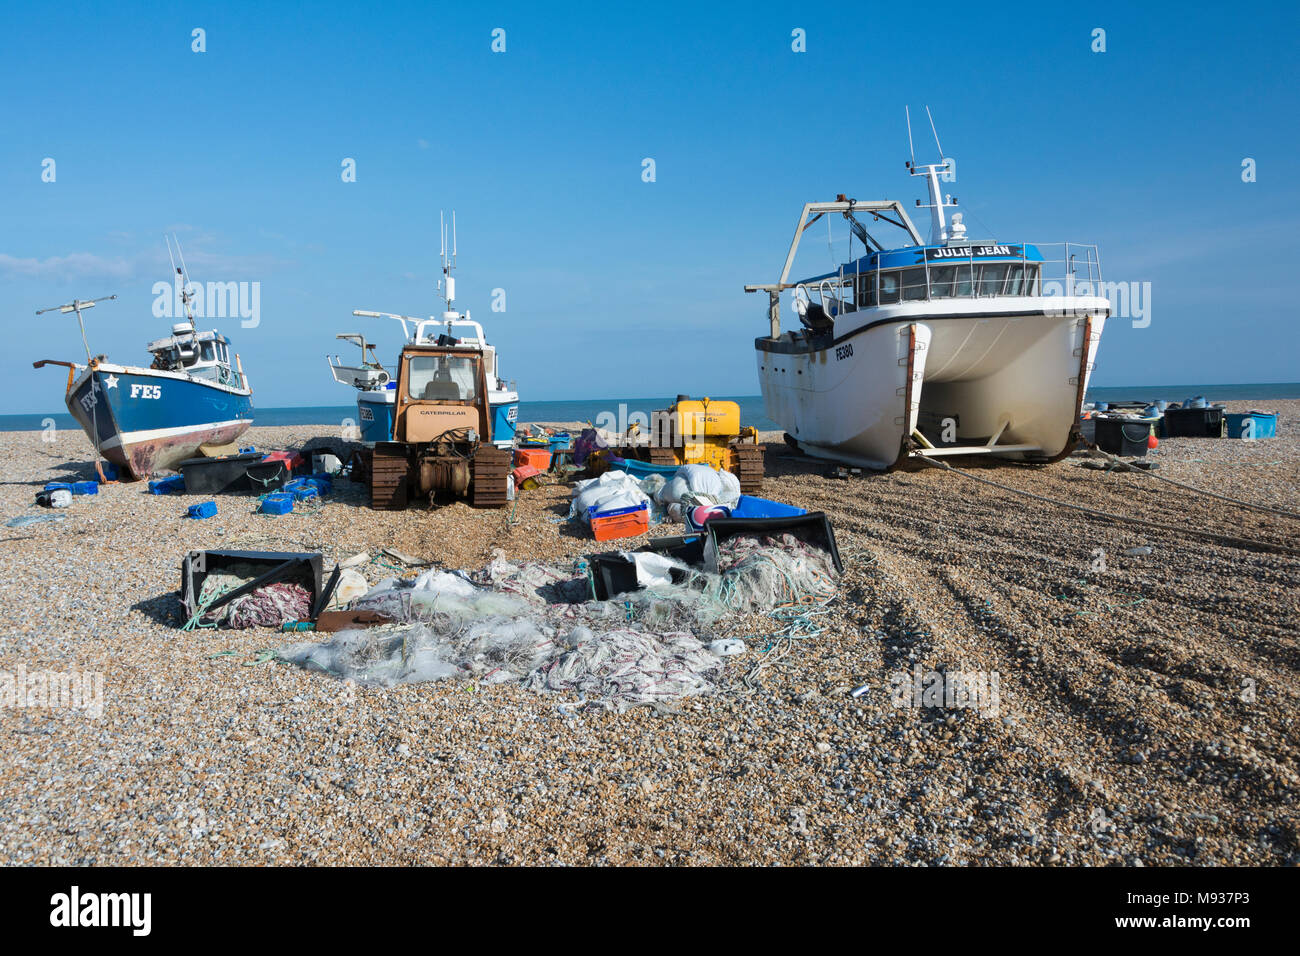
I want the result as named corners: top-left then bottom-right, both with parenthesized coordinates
top-left (757, 297), bottom-right (1108, 469)
top-left (356, 388), bottom-right (397, 443)
top-left (66, 363), bottom-right (254, 479)
top-left (489, 389), bottom-right (519, 449)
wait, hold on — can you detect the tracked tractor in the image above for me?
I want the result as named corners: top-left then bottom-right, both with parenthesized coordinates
top-left (623, 395), bottom-right (765, 493)
top-left (368, 341), bottom-right (512, 509)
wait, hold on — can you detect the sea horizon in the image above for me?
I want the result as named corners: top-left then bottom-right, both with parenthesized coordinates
top-left (4, 383), bottom-right (1299, 433)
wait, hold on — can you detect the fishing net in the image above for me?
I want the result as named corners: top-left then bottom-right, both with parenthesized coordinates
top-left (277, 534), bottom-right (839, 711)
top-left (194, 563), bottom-right (313, 629)
top-left (523, 627), bottom-right (722, 708)
top-left (696, 531), bottom-right (839, 616)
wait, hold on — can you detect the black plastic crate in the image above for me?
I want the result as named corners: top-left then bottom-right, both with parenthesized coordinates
top-left (1094, 417), bottom-right (1150, 457)
top-left (705, 513), bottom-right (842, 573)
top-left (1163, 406), bottom-right (1226, 438)
top-left (587, 534), bottom-right (707, 600)
top-left (180, 453), bottom-right (290, 494)
top-left (179, 550), bottom-right (325, 623)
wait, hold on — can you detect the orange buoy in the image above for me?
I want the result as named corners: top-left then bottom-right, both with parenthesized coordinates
top-left (1148, 433), bottom-right (1159, 449)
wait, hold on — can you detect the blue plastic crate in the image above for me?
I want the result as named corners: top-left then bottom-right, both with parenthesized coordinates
top-left (289, 484), bottom-right (319, 502)
top-left (260, 493), bottom-right (294, 516)
top-left (71, 481), bottom-right (99, 495)
top-left (1225, 411), bottom-right (1277, 440)
top-left (149, 475), bottom-right (186, 495)
top-left (186, 501), bottom-right (218, 519)
top-left (286, 476), bottom-right (330, 498)
top-left (730, 495), bottom-right (807, 519)
top-left (587, 501), bottom-right (649, 522)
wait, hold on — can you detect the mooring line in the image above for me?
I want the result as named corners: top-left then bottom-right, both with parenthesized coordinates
top-left (1081, 443), bottom-right (1300, 521)
top-left (918, 457), bottom-right (1300, 559)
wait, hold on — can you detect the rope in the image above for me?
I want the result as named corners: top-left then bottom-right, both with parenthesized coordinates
top-left (247, 465), bottom-right (288, 488)
top-left (1082, 443), bottom-right (1300, 521)
top-left (919, 457), bottom-right (1300, 559)
top-left (737, 600), bottom-right (834, 694)
top-left (181, 581), bottom-right (235, 632)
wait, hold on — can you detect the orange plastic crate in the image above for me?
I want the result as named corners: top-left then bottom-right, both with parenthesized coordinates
top-left (590, 503), bottom-right (649, 541)
top-left (514, 448), bottom-right (552, 471)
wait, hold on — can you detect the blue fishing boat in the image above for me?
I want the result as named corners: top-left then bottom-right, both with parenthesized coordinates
top-left (33, 246), bottom-right (254, 479)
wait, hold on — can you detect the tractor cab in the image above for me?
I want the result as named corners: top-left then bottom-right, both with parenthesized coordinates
top-left (395, 344), bottom-right (492, 445)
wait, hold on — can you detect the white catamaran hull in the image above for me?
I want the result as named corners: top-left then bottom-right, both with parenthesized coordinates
top-left (758, 296), bottom-right (1109, 470)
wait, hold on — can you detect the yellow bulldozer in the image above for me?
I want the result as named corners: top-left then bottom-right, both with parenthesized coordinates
top-left (623, 395), bottom-right (764, 493)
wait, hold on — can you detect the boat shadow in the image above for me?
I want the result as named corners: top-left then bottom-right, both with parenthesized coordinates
top-left (0, 459), bottom-right (110, 487)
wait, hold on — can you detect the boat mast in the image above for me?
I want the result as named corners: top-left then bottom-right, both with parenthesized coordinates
top-left (36, 295), bottom-right (117, 362)
top-left (166, 234), bottom-right (199, 334)
top-left (905, 106), bottom-right (959, 244)
top-left (438, 210), bottom-right (464, 326)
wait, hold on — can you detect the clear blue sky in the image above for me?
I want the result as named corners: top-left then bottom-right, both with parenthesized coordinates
top-left (2, 0), bottom-right (1296, 413)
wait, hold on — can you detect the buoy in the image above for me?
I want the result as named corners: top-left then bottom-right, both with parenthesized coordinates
top-left (1148, 434), bottom-right (1159, 450)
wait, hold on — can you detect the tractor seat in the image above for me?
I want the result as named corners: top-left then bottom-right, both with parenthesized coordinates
top-left (422, 379), bottom-right (463, 401)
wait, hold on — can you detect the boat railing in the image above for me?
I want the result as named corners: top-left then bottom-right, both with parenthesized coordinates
top-left (826, 241), bottom-right (1106, 308)
top-left (1029, 242), bottom-right (1104, 289)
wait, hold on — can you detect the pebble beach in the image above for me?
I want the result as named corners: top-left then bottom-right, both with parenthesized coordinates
top-left (1, 400), bottom-right (1297, 866)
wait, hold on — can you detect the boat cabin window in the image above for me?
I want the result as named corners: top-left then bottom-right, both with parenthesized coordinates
top-left (852, 260), bottom-right (1044, 306)
top-left (976, 263), bottom-right (1009, 296)
top-left (877, 271), bottom-right (901, 304)
top-left (927, 265), bottom-right (954, 297)
top-left (901, 268), bottom-right (927, 301)
top-left (856, 273), bottom-right (875, 307)
top-left (1005, 264), bottom-right (1025, 295)
top-left (408, 354), bottom-right (479, 402)
top-left (1024, 263), bottom-right (1040, 294)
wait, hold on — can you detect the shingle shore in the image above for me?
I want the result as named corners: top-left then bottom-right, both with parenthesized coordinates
top-left (0, 402), bottom-right (1296, 865)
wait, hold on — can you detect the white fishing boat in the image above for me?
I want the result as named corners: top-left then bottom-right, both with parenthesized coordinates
top-left (744, 111), bottom-right (1109, 470)
top-left (334, 213), bottom-right (519, 447)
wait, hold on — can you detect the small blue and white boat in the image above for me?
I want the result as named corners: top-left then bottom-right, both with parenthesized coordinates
top-left (34, 256), bottom-right (254, 480)
top-left (338, 213), bottom-right (519, 447)
top-left (327, 333), bottom-right (397, 443)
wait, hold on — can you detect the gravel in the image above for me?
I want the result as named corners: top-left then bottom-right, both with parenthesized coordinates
top-left (0, 401), bottom-right (1297, 866)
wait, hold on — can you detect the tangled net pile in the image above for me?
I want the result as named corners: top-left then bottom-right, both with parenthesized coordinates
top-left (192, 563), bottom-right (313, 630)
top-left (278, 534), bottom-right (839, 711)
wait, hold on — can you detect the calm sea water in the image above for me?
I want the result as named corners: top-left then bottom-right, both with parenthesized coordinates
top-left (5, 385), bottom-right (1299, 433)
